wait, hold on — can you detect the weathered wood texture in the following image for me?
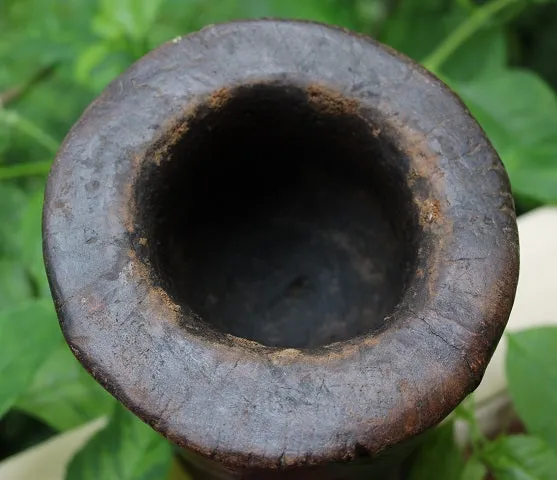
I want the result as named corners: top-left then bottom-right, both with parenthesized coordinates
top-left (43, 20), bottom-right (519, 479)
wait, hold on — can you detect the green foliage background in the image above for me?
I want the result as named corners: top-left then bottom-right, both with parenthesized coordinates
top-left (1, 0), bottom-right (557, 478)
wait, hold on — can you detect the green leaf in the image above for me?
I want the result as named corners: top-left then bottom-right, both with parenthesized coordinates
top-left (408, 422), bottom-right (464, 480)
top-left (126, 0), bottom-right (164, 40)
top-left (381, 1), bottom-right (462, 62)
top-left (0, 183), bottom-right (27, 256)
top-left (76, 46), bottom-right (135, 93)
top-left (442, 28), bottom-right (507, 81)
top-left (17, 188), bottom-right (50, 297)
top-left (0, 160), bottom-right (52, 179)
top-left (0, 298), bottom-right (61, 419)
top-left (93, 0), bottom-right (164, 42)
top-left (66, 404), bottom-right (172, 480)
top-left (0, 259), bottom-right (33, 309)
top-left (506, 327), bottom-right (557, 451)
top-left (0, 109), bottom-right (59, 154)
top-left (482, 435), bottom-right (557, 480)
top-left (517, 5), bottom-right (557, 90)
top-left (17, 342), bottom-right (115, 431)
top-left (461, 457), bottom-right (487, 480)
top-left (453, 70), bottom-right (557, 204)
top-left (264, 0), bottom-right (344, 23)
top-left (380, 1), bottom-right (507, 81)
top-left (421, 0), bottom-right (521, 74)
top-left (75, 42), bottom-right (112, 84)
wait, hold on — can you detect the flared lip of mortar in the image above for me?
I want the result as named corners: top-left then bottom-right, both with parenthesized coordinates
top-left (42, 19), bottom-right (519, 471)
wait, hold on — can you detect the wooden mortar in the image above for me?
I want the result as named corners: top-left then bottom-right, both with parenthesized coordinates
top-left (43, 20), bottom-right (519, 479)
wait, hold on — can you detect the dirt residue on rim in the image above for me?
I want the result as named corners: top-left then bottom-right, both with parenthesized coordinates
top-left (152, 120), bottom-right (189, 167)
top-left (127, 248), bottom-right (182, 320)
top-left (208, 87), bottom-right (233, 110)
top-left (119, 152), bottom-right (144, 235)
top-left (306, 84), bottom-right (359, 116)
top-left (146, 87), bottom-right (233, 168)
top-left (418, 198), bottom-right (441, 226)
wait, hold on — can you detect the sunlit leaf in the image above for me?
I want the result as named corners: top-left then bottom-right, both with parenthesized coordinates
top-left (461, 457), bottom-right (487, 480)
top-left (482, 435), bottom-right (557, 480)
top-left (17, 342), bottom-right (115, 431)
top-left (507, 327), bottom-right (557, 452)
top-left (93, 0), bottom-right (164, 41)
top-left (75, 42), bottom-right (112, 85)
top-left (66, 404), bottom-right (172, 480)
top-left (453, 70), bottom-right (557, 204)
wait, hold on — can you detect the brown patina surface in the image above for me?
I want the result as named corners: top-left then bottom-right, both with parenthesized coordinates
top-left (43, 20), bottom-right (519, 479)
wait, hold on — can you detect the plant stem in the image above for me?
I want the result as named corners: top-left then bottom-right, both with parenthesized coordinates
top-left (0, 109), bottom-right (59, 154)
top-left (0, 160), bottom-right (52, 180)
top-left (0, 63), bottom-right (58, 108)
top-left (422, 0), bottom-right (521, 73)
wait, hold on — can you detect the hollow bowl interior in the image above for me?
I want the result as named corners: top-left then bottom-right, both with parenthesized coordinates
top-left (136, 84), bottom-right (418, 348)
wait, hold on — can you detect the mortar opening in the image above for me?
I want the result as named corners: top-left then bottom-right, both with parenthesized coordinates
top-left (137, 84), bottom-right (417, 349)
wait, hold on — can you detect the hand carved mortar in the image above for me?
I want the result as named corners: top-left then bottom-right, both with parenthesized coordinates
top-left (43, 20), bottom-right (519, 479)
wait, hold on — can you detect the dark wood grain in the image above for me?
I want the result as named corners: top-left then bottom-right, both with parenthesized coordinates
top-left (43, 20), bottom-right (519, 479)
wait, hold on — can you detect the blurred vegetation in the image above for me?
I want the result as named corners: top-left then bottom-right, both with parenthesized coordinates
top-left (1, 0), bottom-right (557, 478)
